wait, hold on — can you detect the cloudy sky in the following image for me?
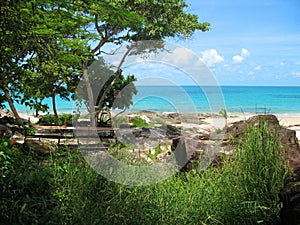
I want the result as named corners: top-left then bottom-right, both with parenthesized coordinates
top-left (168, 0), bottom-right (300, 86)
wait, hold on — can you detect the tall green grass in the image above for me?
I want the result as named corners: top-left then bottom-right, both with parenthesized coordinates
top-left (0, 120), bottom-right (289, 224)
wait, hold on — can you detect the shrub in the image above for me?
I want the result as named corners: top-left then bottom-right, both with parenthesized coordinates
top-left (130, 116), bottom-right (149, 128)
top-left (0, 139), bottom-right (57, 224)
top-left (0, 119), bottom-right (290, 224)
top-left (38, 114), bottom-right (73, 126)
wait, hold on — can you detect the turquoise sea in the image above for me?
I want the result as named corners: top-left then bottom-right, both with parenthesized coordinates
top-left (10, 86), bottom-right (300, 114)
top-left (131, 86), bottom-right (300, 114)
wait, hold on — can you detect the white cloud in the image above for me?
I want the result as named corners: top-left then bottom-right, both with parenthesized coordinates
top-left (241, 48), bottom-right (250, 57)
top-left (232, 55), bottom-right (244, 63)
top-left (232, 48), bottom-right (250, 63)
top-left (171, 47), bottom-right (193, 64)
top-left (280, 62), bottom-right (286, 66)
top-left (292, 71), bottom-right (300, 77)
top-left (248, 71), bottom-right (254, 75)
top-left (200, 49), bottom-right (224, 67)
top-left (296, 61), bottom-right (300, 65)
top-left (254, 66), bottom-right (261, 70)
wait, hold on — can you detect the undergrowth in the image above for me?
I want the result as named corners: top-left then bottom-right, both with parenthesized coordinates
top-left (0, 120), bottom-right (289, 224)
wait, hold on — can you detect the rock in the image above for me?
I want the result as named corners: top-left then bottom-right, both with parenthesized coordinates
top-left (224, 114), bottom-right (279, 140)
top-left (23, 140), bottom-right (58, 154)
top-left (140, 115), bottom-right (151, 124)
top-left (247, 114), bottom-right (279, 126)
top-left (172, 114), bottom-right (300, 173)
top-left (12, 131), bottom-right (25, 144)
top-left (156, 151), bottom-right (171, 161)
top-left (165, 124), bottom-right (181, 137)
top-left (224, 114), bottom-right (300, 173)
top-left (132, 128), bottom-right (151, 138)
top-left (279, 128), bottom-right (300, 173)
top-left (279, 181), bottom-right (300, 225)
top-left (172, 136), bottom-right (216, 171)
top-left (0, 124), bottom-right (13, 138)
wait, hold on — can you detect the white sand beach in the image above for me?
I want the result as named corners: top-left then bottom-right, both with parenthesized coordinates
top-left (1, 109), bottom-right (300, 140)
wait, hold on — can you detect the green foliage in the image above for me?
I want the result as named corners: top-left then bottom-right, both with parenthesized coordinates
top-left (219, 108), bottom-right (228, 126)
top-left (219, 108), bottom-right (227, 118)
top-left (0, 0), bottom-right (90, 121)
top-left (0, 140), bottom-right (56, 224)
top-left (1, 0), bottom-right (210, 122)
top-left (38, 114), bottom-right (73, 126)
top-left (0, 137), bottom-right (14, 178)
top-left (77, 58), bottom-right (138, 111)
top-left (130, 116), bottom-right (150, 128)
top-left (214, 120), bottom-right (289, 224)
top-left (0, 120), bottom-right (290, 225)
top-left (148, 145), bottom-right (163, 160)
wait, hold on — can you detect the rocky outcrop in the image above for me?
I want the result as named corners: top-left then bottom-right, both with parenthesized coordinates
top-left (224, 114), bottom-right (300, 173)
top-left (23, 140), bottom-right (58, 154)
top-left (171, 114), bottom-right (300, 172)
top-left (280, 181), bottom-right (300, 225)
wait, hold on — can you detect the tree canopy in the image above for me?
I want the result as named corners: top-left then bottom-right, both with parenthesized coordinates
top-left (0, 0), bottom-right (210, 125)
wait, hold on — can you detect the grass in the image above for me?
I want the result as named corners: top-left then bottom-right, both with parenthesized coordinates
top-left (0, 119), bottom-right (290, 224)
top-left (130, 116), bottom-right (150, 128)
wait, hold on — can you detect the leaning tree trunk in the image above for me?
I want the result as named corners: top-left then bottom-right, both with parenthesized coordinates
top-left (82, 62), bottom-right (96, 127)
top-left (97, 45), bottom-right (133, 114)
top-left (3, 86), bottom-right (23, 125)
top-left (52, 92), bottom-right (59, 125)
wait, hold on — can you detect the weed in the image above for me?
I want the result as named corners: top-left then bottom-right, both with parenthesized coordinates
top-left (0, 119), bottom-right (290, 224)
top-left (130, 116), bottom-right (150, 128)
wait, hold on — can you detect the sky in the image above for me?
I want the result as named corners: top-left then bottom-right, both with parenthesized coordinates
top-left (169, 0), bottom-right (300, 86)
top-left (101, 0), bottom-right (300, 86)
top-left (167, 0), bottom-right (300, 86)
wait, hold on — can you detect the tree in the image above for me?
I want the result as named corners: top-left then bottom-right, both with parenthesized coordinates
top-left (79, 0), bottom-right (210, 126)
top-left (76, 58), bottom-right (137, 114)
top-left (0, 1), bottom-right (35, 124)
top-left (0, 0), bottom-right (90, 124)
top-left (22, 44), bottom-right (82, 123)
top-left (1, 0), bottom-right (210, 127)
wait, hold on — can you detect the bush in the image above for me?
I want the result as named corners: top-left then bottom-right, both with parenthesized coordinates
top-left (38, 114), bottom-right (73, 126)
top-left (0, 136), bottom-right (15, 178)
top-left (130, 116), bottom-right (149, 128)
top-left (0, 139), bottom-right (57, 224)
top-left (0, 119), bottom-right (290, 224)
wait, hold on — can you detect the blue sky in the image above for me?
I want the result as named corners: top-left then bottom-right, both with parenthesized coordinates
top-left (165, 0), bottom-right (300, 86)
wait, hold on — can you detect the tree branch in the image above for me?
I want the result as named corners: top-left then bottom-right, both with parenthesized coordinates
top-left (91, 24), bottom-right (121, 55)
top-left (97, 44), bottom-right (135, 109)
top-left (95, 15), bottom-right (104, 39)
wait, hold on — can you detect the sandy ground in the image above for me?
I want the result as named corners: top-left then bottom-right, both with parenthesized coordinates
top-left (1, 110), bottom-right (300, 140)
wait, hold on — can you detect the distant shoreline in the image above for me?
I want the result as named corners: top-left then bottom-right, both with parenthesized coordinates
top-left (1, 109), bottom-right (300, 140)
top-left (3, 86), bottom-right (300, 114)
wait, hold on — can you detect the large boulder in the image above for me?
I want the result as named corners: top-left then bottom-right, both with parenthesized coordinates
top-left (280, 181), bottom-right (300, 225)
top-left (172, 114), bottom-right (300, 173)
top-left (224, 114), bottom-right (280, 140)
top-left (171, 135), bottom-right (222, 171)
top-left (224, 114), bottom-right (300, 173)
top-left (23, 140), bottom-right (58, 155)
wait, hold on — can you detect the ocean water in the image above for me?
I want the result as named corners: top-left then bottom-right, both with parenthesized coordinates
top-left (131, 86), bottom-right (300, 114)
top-left (9, 86), bottom-right (300, 114)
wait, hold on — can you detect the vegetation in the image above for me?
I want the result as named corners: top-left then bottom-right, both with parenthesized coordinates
top-left (38, 114), bottom-right (73, 126)
top-left (130, 116), bottom-right (150, 128)
top-left (1, 1), bottom-right (290, 224)
top-left (0, 120), bottom-right (290, 224)
top-left (0, 0), bottom-right (209, 125)
top-left (219, 108), bottom-right (228, 125)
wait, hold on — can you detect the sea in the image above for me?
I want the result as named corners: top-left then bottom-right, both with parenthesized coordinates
top-left (8, 86), bottom-right (300, 115)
